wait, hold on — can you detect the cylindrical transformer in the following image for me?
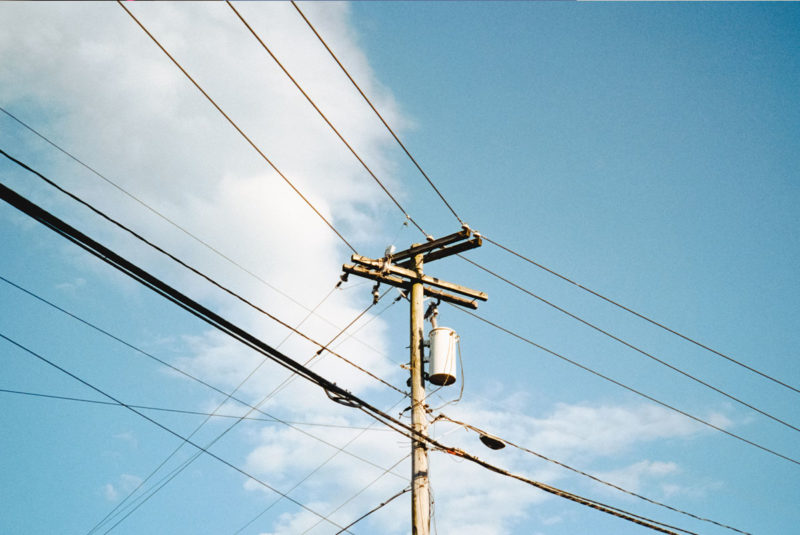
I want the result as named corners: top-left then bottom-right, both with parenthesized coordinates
top-left (428, 327), bottom-right (459, 386)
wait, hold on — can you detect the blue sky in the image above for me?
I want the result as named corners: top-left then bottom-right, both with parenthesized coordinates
top-left (1, 2), bottom-right (798, 535)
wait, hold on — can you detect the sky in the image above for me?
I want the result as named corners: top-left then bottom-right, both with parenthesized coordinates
top-left (0, 2), bottom-right (798, 535)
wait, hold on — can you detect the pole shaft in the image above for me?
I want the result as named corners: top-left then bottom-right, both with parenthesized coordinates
top-left (410, 250), bottom-right (429, 535)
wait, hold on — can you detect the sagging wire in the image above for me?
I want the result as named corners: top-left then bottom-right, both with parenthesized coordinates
top-left (430, 414), bottom-right (750, 535)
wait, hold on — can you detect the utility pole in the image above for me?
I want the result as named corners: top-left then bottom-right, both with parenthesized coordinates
top-left (342, 225), bottom-right (487, 535)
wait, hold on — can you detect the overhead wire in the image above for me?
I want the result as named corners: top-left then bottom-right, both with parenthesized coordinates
top-left (433, 413), bottom-right (751, 535)
top-left (289, 0), bottom-right (463, 225)
top-left (452, 304), bottom-right (800, 467)
top-left (299, 455), bottom-right (411, 535)
top-left (0, 272), bottom-right (406, 530)
top-left (0, 183), bottom-right (716, 535)
top-left (0, 273), bottom-right (398, 444)
top-left (483, 235), bottom-right (800, 395)
top-left (0, 332), bottom-right (350, 532)
top-left (460, 255), bottom-right (800, 434)
top-left (227, 0), bottom-right (429, 238)
top-left (94, 289), bottom-right (398, 534)
top-left (89, 283), bottom-right (359, 534)
top-left (0, 148), bottom-right (404, 397)
top-left (232, 396), bottom-right (408, 535)
top-left (0, 388), bottom-right (391, 431)
top-left (115, 1), bottom-right (357, 254)
top-left (333, 486), bottom-right (411, 535)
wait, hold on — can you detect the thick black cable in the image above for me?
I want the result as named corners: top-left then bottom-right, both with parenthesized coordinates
top-left (333, 486), bottom-right (411, 535)
top-left (434, 413), bottom-right (750, 535)
top-left (0, 333), bottom-right (348, 531)
top-left (452, 304), bottom-right (800, 467)
top-left (0, 183), bottom-right (723, 533)
top-left (289, 1), bottom-right (463, 226)
top-left (484, 235), bottom-right (800, 395)
top-left (228, 1), bottom-right (429, 238)
top-left (0, 148), bottom-right (404, 397)
top-left (461, 255), bottom-right (800, 434)
top-left (115, 1), bottom-right (357, 254)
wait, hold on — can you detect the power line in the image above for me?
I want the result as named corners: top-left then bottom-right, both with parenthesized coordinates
top-left (90, 284), bottom-right (364, 534)
top-left (115, 1), bottom-right (357, 254)
top-left (0, 332), bottom-right (350, 532)
top-left (232, 398), bottom-right (408, 535)
top-left (0, 182), bottom-right (727, 534)
top-left (460, 255), bottom-right (800, 434)
top-left (434, 444), bottom-right (692, 535)
top-left (93, 291), bottom-right (397, 535)
top-left (0, 103), bottom-right (377, 351)
top-left (289, 1), bottom-right (463, 226)
top-left (0, 387), bottom-right (392, 431)
top-left (0, 148), bottom-right (404, 397)
top-left (299, 455), bottom-right (411, 535)
top-left (452, 304), bottom-right (800, 467)
top-left (433, 413), bottom-right (751, 535)
top-left (228, 1), bottom-right (429, 238)
top-left (0, 273), bottom-right (399, 443)
top-left (333, 486), bottom-right (411, 535)
top-left (483, 234), bottom-right (800, 395)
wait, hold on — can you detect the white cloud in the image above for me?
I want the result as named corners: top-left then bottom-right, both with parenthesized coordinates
top-left (103, 473), bottom-right (143, 503)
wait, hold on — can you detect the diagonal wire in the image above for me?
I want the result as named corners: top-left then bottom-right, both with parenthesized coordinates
top-left (116, 1), bottom-right (357, 253)
top-left (0, 332), bottom-right (349, 532)
top-left (452, 304), bottom-right (800, 467)
top-left (299, 455), bottom-right (411, 535)
top-left (228, 1), bottom-right (429, 238)
top-left (89, 284), bottom-right (343, 534)
top-left (434, 413), bottom-right (750, 535)
top-left (232, 396), bottom-right (408, 535)
top-left (0, 103), bottom-right (380, 356)
top-left (285, 0), bottom-right (799, 399)
top-left (93, 290), bottom-right (396, 535)
top-left (0, 388), bottom-right (391, 431)
top-left (289, 0), bottom-right (462, 226)
top-left (333, 486), bottom-right (411, 535)
top-left (461, 255), bottom-right (800, 434)
top-left (483, 235), bottom-right (800, 395)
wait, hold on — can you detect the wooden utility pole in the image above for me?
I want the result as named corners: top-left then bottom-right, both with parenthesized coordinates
top-left (342, 225), bottom-right (487, 535)
top-left (409, 250), bottom-right (428, 534)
